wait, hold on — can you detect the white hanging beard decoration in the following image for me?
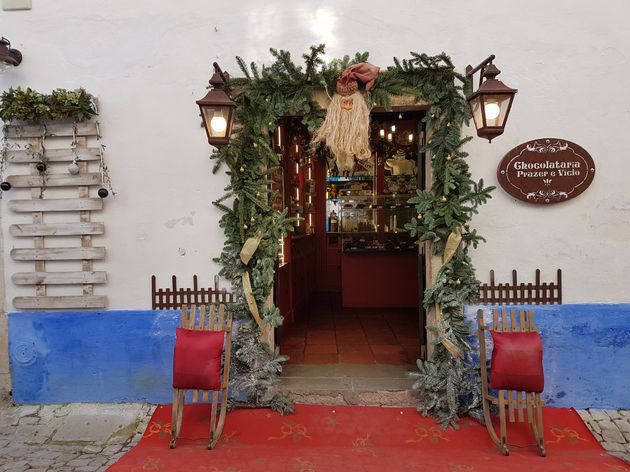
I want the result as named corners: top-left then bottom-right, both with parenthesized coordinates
top-left (312, 63), bottom-right (380, 174)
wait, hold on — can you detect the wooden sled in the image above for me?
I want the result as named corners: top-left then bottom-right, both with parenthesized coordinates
top-left (477, 308), bottom-right (546, 457)
top-left (170, 304), bottom-right (233, 450)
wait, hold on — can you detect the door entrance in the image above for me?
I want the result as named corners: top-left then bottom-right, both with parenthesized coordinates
top-left (274, 108), bottom-right (427, 367)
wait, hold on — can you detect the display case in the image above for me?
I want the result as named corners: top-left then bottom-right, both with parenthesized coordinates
top-left (325, 173), bottom-right (374, 233)
top-left (339, 195), bottom-right (416, 252)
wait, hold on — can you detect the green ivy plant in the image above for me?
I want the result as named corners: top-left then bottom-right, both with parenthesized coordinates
top-left (212, 45), bottom-right (494, 423)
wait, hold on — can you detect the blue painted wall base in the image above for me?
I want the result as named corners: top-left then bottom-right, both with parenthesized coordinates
top-left (467, 304), bottom-right (630, 409)
top-left (9, 310), bottom-right (180, 404)
top-left (9, 304), bottom-right (630, 407)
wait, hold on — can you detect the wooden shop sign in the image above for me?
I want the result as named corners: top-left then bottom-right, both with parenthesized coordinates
top-left (497, 138), bottom-right (595, 204)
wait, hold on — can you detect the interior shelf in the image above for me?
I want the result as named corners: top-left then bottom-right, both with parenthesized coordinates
top-left (326, 175), bottom-right (373, 182)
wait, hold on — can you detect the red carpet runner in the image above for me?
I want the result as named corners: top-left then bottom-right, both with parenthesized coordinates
top-left (108, 404), bottom-right (630, 471)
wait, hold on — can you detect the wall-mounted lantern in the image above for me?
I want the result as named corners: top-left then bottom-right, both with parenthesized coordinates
top-left (465, 55), bottom-right (517, 142)
top-left (196, 62), bottom-right (236, 148)
top-left (0, 37), bottom-right (22, 71)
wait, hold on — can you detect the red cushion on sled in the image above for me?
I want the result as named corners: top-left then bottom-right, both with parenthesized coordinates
top-left (490, 331), bottom-right (544, 393)
top-left (173, 328), bottom-right (224, 391)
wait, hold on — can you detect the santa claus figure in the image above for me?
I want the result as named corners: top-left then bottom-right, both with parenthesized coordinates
top-left (312, 63), bottom-right (380, 174)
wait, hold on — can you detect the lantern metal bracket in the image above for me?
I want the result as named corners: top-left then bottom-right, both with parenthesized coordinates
top-left (0, 37), bottom-right (22, 68)
top-left (465, 54), bottom-right (497, 90)
top-left (212, 62), bottom-right (228, 84)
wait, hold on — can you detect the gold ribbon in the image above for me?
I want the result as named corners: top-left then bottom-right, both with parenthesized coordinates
top-left (435, 228), bottom-right (463, 358)
top-left (441, 337), bottom-right (462, 358)
top-left (240, 232), bottom-right (263, 265)
top-left (240, 232), bottom-right (262, 322)
top-left (442, 228), bottom-right (462, 266)
top-left (242, 271), bottom-right (270, 340)
top-left (433, 304), bottom-right (461, 357)
top-left (239, 231), bottom-right (273, 342)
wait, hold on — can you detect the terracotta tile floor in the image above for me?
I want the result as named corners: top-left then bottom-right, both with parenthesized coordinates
top-left (280, 293), bottom-right (421, 365)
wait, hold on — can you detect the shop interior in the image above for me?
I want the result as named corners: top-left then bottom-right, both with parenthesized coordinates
top-left (274, 108), bottom-right (427, 365)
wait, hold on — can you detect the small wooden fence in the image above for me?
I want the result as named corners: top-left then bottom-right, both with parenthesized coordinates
top-left (151, 275), bottom-right (234, 309)
top-left (478, 269), bottom-right (562, 305)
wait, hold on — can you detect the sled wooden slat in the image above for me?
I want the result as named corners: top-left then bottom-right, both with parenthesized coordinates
top-left (507, 391), bottom-right (515, 422)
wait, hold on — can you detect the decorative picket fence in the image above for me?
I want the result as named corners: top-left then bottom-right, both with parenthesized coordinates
top-left (478, 269), bottom-right (562, 305)
top-left (151, 275), bottom-right (234, 309)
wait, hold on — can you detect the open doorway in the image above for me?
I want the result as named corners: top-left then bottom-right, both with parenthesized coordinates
top-left (274, 107), bottom-right (427, 367)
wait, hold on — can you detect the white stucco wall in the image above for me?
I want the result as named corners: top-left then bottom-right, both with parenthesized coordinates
top-left (1, 0), bottom-right (629, 309)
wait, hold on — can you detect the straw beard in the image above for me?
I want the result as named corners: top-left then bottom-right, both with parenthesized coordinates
top-left (312, 91), bottom-right (372, 174)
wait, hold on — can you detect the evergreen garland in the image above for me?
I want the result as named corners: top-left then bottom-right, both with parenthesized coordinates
top-left (211, 46), bottom-right (494, 423)
top-left (395, 54), bottom-right (495, 427)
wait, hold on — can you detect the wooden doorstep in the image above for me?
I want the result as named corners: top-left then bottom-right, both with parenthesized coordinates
top-left (9, 198), bottom-right (103, 212)
top-left (10, 222), bottom-right (105, 237)
top-left (13, 295), bottom-right (108, 309)
top-left (12, 271), bottom-right (108, 285)
top-left (4, 122), bottom-right (98, 138)
top-left (6, 148), bottom-right (101, 163)
top-left (6, 173), bottom-right (101, 188)
top-left (11, 247), bottom-right (106, 261)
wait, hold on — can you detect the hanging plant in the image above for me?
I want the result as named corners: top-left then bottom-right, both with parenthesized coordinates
top-left (48, 88), bottom-right (97, 122)
top-left (212, 45), bottom-right (494, 423)
top-left (0, 87), bottom-right (96, 122)
top-left (0, 87), bottom-right (114, 198)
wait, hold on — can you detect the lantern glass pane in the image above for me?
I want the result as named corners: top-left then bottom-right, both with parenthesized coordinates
top-left (483, 94), bottom-right (512, 127)
top-left (470, 96), bottom-right (484, 130)
top-left (202, 106), bottom-right (230, 138)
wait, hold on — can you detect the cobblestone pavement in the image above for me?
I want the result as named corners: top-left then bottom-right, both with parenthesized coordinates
top-left (0, 403), bottom-right (155, 472)
top-left (0, 403), bottom-right (628, 470)
top-left (577, 409), bottom-right (630, 464)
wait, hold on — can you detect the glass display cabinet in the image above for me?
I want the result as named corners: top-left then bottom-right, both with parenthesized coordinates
top-left (339, 195), bottom-right (416, 252)
top-left (325, 173), bottom-right (374, 233)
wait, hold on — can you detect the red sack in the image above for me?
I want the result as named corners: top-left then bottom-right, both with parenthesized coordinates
top-left (490, 331), bottom-right (544, 393)
top-left (173, 328), bottom-right (224, 391)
